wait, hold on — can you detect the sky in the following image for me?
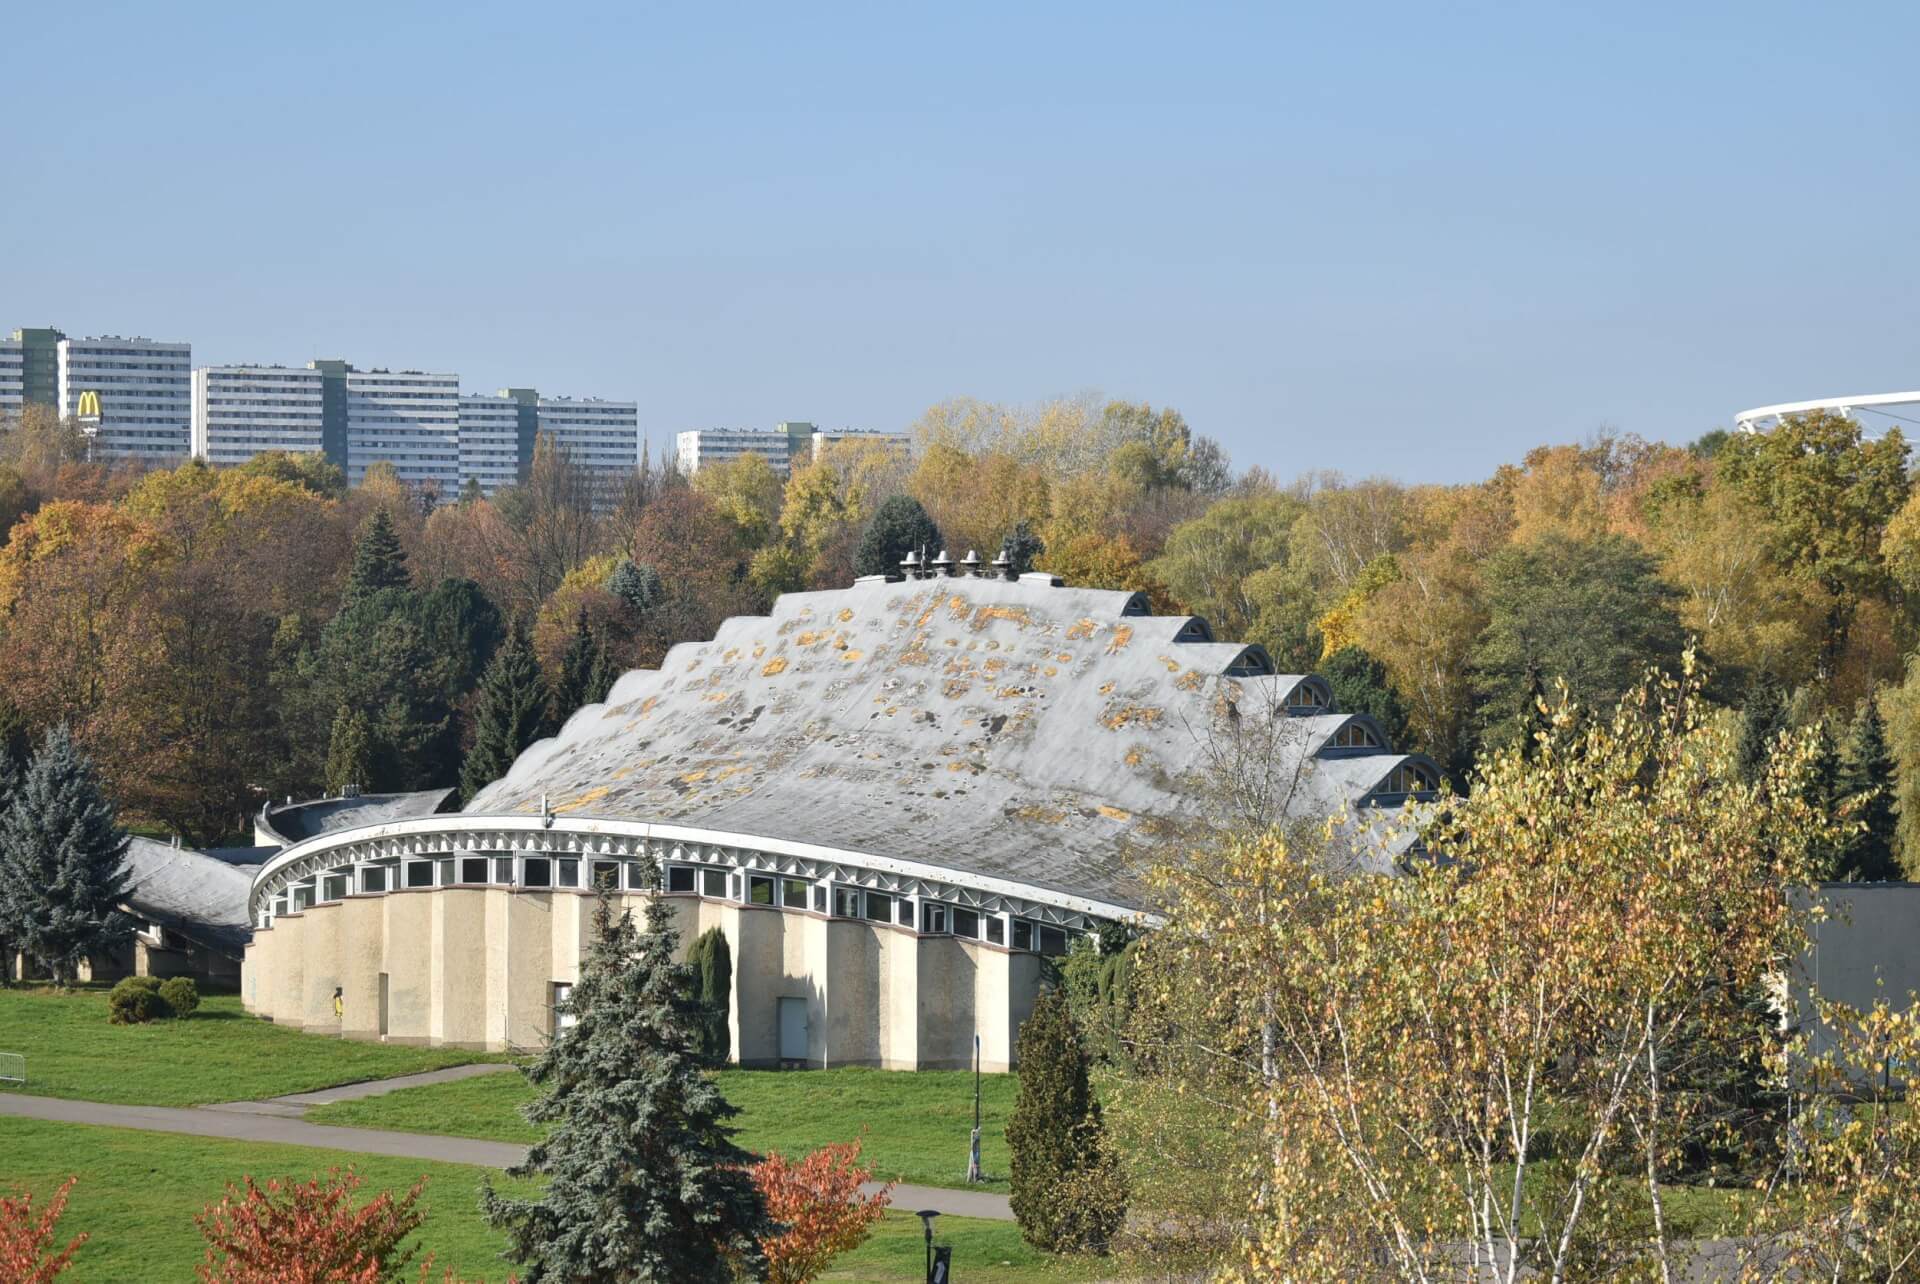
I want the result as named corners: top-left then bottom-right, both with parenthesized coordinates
top-left (4, 1), bottom-right (1918, 483)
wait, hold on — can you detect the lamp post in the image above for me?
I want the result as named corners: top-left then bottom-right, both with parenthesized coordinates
top-left (917, 1209), bottom-right (940, 1283)
top-left (966, 1034), bottom-right (982, 1183)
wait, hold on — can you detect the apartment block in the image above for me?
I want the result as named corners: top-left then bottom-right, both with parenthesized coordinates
top-left (191, 365), bottom-right (327, 466)
top-left (537, 396), bottom-right (639, 489)
top-left (57, 335), bottom-right (193, 461)
top-left (458, 393), bottom-right (525, 497)
top-left (0, 338), bottom-right (21, 417)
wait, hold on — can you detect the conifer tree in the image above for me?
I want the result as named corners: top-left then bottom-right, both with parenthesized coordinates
top-left (460, 625), bottom-right (550, 803)
top-left (1837, 695), bottom-right (1902, 881)
top-left (686, 926), bottom-right (732, 1066)
top-left (342, 508), bottom-right (411, 606)
top-left (1000, 520), bottom-right (1045, 577)
top-left (324, 706), bottom-right (375, 796)
top-left (0, 726), bottom-right (132, 985)
top-left (482, 892), bottom-right (771, 1282)
top-left (1736, 676), bottom-right (1790, 784)
top-left (607, 560), bottom-right (663, 616)
top-left (854, 496), bottom-right (942, 577)
top-left (551, 611), bottom-right (615, 726)
top-left (1005, 987), bottom-right (1125, 1252)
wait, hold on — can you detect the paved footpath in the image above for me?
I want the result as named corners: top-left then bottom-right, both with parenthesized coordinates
top-left (0, 1079), bottom-right (1013, 1222)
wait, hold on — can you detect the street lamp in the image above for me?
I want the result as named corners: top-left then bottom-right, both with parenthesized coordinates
top-left (966, 1034), bottom-right (983, 1183)
top-left (917, 1209), bottom-right (940, 1284)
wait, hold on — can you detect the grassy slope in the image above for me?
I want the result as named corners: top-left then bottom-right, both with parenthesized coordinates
top-left (310, 1066), bottom-right (1021, 1193)
top-left (0, 1118), bottom-right (1091, 1283)
top-left (0, 988), bottom-right (495, 1106)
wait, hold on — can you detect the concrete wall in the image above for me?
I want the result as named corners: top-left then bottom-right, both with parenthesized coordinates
top-left (1797, 884), bottom-right (1920, 1060)
top-left (243, 888), bottom-right (1041, 1069)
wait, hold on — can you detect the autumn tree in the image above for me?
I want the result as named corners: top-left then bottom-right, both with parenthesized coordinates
top-left (751, 1142), bottom-right (893, 1284)
top-left (0, 727), bottom-right (132, 985)
top-left (1318, 645), bottom-right (1410, 746)
top-left (482, 893), bottom-right (771, 1281)
top-left (195, 1169), bottom-right (426, 1284)
top-left (690, 452), bottom-right (784, 548)
top-left (0, 1177), bottom-right (85, 1282)
top-left (1147, 492), bottom-right (1304, 640)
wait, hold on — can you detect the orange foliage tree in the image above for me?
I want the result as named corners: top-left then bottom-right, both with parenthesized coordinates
top-left (0, 1176), bottom-right (86, 1282)
top-left (195, 1169), bottom-right (427, 1284)
top-left (750, 1141), bottom-right (894, 1284)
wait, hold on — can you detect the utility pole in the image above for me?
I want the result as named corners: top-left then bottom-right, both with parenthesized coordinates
top-left (966, 1033), bottom-right (983, 1183)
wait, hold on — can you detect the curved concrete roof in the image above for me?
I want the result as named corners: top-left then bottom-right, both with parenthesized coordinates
top-left (258, 789), bottom-right (457, 845)
top-left (122, 838), bottom-right (254, 957)
top-left (466, 574), bottom-right (1430, 910)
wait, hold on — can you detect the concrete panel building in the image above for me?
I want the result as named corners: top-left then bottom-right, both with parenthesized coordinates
top-left (242, 570), bottom-right (1440, 1067)
top-left (337, 365), bottom-right (461, 496)
top-left (191, 365), bottom-right (327, 466)
top-left (458, 393), bottom-right (525, 497)
top-left (57, 335), bottom-right (192, 462)
top-left (0, 337), bottom-right (21, 418)
top-left (537, 395), bottom-right (639, 492)
top-left (675, 422), bottom-right (909, 478)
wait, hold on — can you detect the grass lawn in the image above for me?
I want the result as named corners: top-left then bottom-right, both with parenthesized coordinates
top-left (0, 987), bottom-right (497, 1106)
top-left (0, 1118), bottom-right (1096, 1283)
top-left (309, 1066), bottom-right (1022, 1193)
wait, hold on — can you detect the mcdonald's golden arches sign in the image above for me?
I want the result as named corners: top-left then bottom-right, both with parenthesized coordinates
top-left (75, 390), bottom-right (102, 419)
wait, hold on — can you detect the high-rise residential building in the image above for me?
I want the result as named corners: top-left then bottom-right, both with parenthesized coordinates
top-left (458, 393), bottom-right (525, 497)
top-left (537, 396), bottom-right (639, 489)
top-left (57, 335), bottom-right (192, 461)
top-left (11, 327), bottom-right (64, 410)
top-left (191, 365), bottom-right (327, 466)
top-left (0, 338), bottom-right (21, 418)
top-left (674, 421), bottom-right (909, 477)
top-left (324, 363), bottom-right (461, 496)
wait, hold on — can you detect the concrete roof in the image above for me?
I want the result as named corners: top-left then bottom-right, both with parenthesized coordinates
top-left (466, 575), bottom-right (1430, 911)
top-left (121, 838), bottom-right (254, 957)
top-left (259, 790), bottom-right (457, 846)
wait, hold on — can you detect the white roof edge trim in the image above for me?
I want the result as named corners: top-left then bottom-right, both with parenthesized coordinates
top-left (1734, 391), bottom-right (1920, 429)
top-left (248, 814), bottom-right (1154, 926)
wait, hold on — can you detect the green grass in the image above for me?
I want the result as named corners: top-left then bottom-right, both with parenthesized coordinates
top-left (0, 987), bottom-right (497, 1106)
top-left (309, 1066), bottom-right (1022, 1193)
top-left (0, 1118), bottom-right (1094, 1283)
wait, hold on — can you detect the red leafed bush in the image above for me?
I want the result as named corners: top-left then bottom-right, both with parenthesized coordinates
top-left (0, 1176), bottom-right (87, 1281)
top-left (751, 1141), bottom-right (894, 1284)
top-left (195, 1168), bottom-right (427, 1283)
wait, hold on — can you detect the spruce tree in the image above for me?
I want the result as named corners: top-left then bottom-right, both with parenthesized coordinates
top-left (1000, 520), bottom-right (1045, 577)
top-left (343, 508), bottom-right (411, 606)
top-left (1836, 695), bottom-right (1902, 881)
top-left (324, 706), bottom-right (375, 796)
top-left (607, 560), bottom-right (663, 615)
top-left (1006, 987), bottom-right (1125, 1252)
top-left (482, 893), bottom-right (770, 1282)
top-left (551, 611), bottom-right (615, 726)
top-left (1320, 645), bottom-right (1411, 747)
top-left (686, 927), bottom-right (732, 1067)
top-left (854, 495), bottom-right (942, 577)
top-left (0, 726), bottom-right (132, 986)
top-left (1735, 676), bottom-right (1789, 784)
top-left (460, 624), bottom-right (551, 803)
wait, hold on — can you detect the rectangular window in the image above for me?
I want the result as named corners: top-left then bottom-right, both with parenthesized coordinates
top-left (951, 907), bottom-right (978, 939)
top-left (783, 878), bottom-right (809, 909)
top-left (748, 875), bottom-right (775, 906)
top-left (462, 857), bottom-right (490, 884)
top-left (405, 862), bottom-right (433, 889)
top-left (833, 886), bottom-right (859, 918)
top-left (360, 866), bottom-right (387, 894)
top-left (437, 858), bottom-right (455, 885)
top-left (523, 858), bottom-right (552, 888)
top-left (557, 859), bottom-right (580, 888)
top-left (985, 916), bottom-right (1005, 946)
top-left (322, 874), bottom-right (350, 902)
top-left (1012, 919), bottom-right (1033, 952)
top-left (922, 903), bottom-right (948, 934)
top-left (591, 860), bottom-right (621, 891)
top-left (863, 892), bottom-right (892, 923)
top-left (702, 868), bottom-right (727, 898)
top-left (494, 856), bottom-right (514, 884)
top-left (292, 884), bottom-right (315, 910)
top-left (898, 898), bottom-right (915, 926)
top-left (1039, 925), bottom-right (1068, 956)
top-left (626, 862), bottom-right (645, 890)
top-left (552, 981), bottom-right (576, 1035)
top-left (812, 885), bottom-right (827, 913)
top-left (667, 866), bottom-right (696, 894)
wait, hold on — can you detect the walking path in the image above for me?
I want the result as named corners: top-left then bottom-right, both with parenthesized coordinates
top-left (0, 1071), bottom-right (1014, 1222)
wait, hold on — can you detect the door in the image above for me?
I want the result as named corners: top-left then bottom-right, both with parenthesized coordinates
top-left (778, 997), bottom-right (808, 1062)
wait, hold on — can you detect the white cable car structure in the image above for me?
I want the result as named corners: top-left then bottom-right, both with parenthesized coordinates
top-left (1734, 390), bottom-right (1920, 434)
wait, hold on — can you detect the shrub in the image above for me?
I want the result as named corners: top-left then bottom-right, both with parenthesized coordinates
top-left (751, 1140), bottom-right (893, 1284)
top-left (158, 976), bottom-right (200, 1019)
top-left (107, 975), bottom-right (168, 1025)
top-left (0, 1176), bottom-right (86, 1281)
top-left (196, 1168), bottom-right (426, 1283)
top-left (686, 926), bottom-right (732, 1066)
top-left (1006, 987), bottom-right (1125, 1253)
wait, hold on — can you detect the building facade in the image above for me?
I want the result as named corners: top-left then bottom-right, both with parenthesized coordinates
top-left (339, 366), bottom-right (461, 495)
top-left (0, 337), bottom-right (20, 418)
top-left (675, 422), bottom-right (909, 477)
top-left (57, 335), bottom-right (192, 461)
top-left (11, 327), bottom-right (63, 410)
top-left (191, 366), bottom-right (327, 466)
top-left (458, 394), bottom-right (524, 496)
top-left (537, 396), bottom-right (639, 492)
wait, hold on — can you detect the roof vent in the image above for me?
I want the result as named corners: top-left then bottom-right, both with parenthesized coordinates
top-left (931, 548), bottom-right (954, 576)
top-left (1019, 571), bottom-right (1065, 587)
top-left (961, 549), bottom-right (982, 574)
top-left (991, 548), bottom-right (1014, 580)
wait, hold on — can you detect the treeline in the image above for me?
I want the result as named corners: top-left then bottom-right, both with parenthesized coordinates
top-left (5, 398), bottom-right (1920, 867)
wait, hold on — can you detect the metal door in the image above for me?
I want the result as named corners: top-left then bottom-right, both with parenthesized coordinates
top-left (778, 996), bottom-right (808, 1061)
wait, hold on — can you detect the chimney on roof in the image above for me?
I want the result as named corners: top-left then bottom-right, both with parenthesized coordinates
top-left (961, 549), bottom-right (981, 576)
top-left (931, 548), bottom-right (954, 577)
top-left (991, 547), bottom-right (1013, 580)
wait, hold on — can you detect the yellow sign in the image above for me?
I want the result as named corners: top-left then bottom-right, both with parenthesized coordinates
top-left (75, 390), bottom-right (101, 419)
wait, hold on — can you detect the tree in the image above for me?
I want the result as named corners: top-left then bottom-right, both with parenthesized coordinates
top-left (0, 727), bottom-right (132, 985)
top-left (853, 494), bottom-right (942, 577)
top-left (325, 707), bottom-right (375, 797)
top-left (460, 626), bottom-right (550, 804)
top-left (1735, 675), bottom-right (1790, 783)
top-left (1835, 694), bottom-right (1901, 881)
top-left (290, 590), bottom-right (455, 794)
top-left (1318, 645), bottom-right (1410, 747)
top-left (999, 520), bottom-right (1044, 577)
top-left (0, 1177), bottom-right (85, 1283)
top-left (342, 509), bottom-right (410, 606)
top-left (606, 560), bottom-right (663, 616)
top-left (1147, 493), bottom-right (1305, 641)
top-left (482, 893), bottom-right (771, 1282)
top-left (690, 452), bottom-right (784, 548)
top-left (195, 1169), bottom-right (426, 1283)
top-left (550, 611), bottom-right (615, 728)
top-left (1469, 532), bottom-right (1687, 753)
top-left (685, 926), bottom-right (732, 1067)
top-left (750, 1141), bottom-right (893, 1284)
top-left (1006, 988), bottom-right (1123, 1253)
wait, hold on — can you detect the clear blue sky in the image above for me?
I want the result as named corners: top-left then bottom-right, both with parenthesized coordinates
top-left (5, 2), bottom-right (1916, 482)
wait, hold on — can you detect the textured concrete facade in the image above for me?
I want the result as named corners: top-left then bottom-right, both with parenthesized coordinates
top-left (244, 886), bottom-right (1038, 1069)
